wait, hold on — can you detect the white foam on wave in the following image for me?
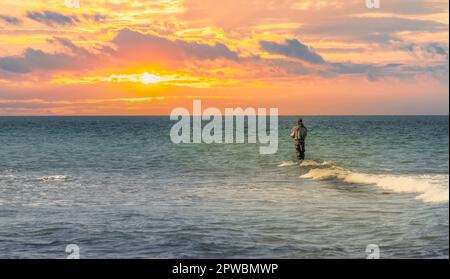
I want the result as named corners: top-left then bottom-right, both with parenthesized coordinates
top-left (39, 175), bottom-right (70, 182)
top-left (277, 161), bottom-right (298, 167)
top-left (300, 160), bottom-right (336, 167)
top-left (0, 169), bottom-right (16, 179)
top-left (300, 164), bottom-right (449, 203)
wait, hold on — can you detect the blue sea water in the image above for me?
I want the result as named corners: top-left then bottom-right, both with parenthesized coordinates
top-left (0, 116), bottom-right (448, 258)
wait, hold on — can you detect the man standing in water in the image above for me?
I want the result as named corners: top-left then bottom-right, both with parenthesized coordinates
top-left (290, 118), bottom-right (308, 161)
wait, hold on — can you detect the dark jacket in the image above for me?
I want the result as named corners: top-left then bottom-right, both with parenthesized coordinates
top-left (290, 124), bottom-right (307, 141)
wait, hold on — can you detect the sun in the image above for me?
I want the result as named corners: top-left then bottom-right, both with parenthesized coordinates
top-left (141, 73), bottom-right (163, 84)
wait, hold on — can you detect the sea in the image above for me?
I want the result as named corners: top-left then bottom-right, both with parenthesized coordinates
top-left (0, 116), bottom-right (448, 258)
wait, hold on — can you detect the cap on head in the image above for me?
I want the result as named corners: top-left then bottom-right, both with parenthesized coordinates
top-left (297, 117), bottom-right (303, 124)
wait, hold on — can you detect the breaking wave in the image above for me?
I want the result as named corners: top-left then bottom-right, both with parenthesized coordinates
top-left (277, 161), bottom-right (298, 167)
top-left (300, 160), bottom-right (336, 167)
top-left (300, 161), bottom-right (449, 203)
top-left (39, 175), bottom-right (71, 182)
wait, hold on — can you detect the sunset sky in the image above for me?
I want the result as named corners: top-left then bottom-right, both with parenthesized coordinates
top-left (0, 0), bottom-right (448, 115)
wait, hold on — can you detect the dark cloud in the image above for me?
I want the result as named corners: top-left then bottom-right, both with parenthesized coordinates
top-left (8, 11), bottom-right (106, 28)
top-left (263, 53), bottom-right (449, 82)
top-left (81, 13), bottom-right (107, 23)
top-left (260, 39), bottom-right (325, 64)
top-left (0, 15), bottom-right (22, 25)
top-left (26, 10), bottom-right (76, 26)
top-left (0, 56), bottom-right (30, 73)
top-left (425, 43), bottom-right (448, 57)
top-left (0, 46), bottom-right (77, 74)
top-left (400, 63), bottom-right (449, 81)
top-left (314, 47), bottom-right (365, 54)
top-left (18, 48), bottom-right (74, 71)
top-left (266, 59), bottom-right (311, 75)
top-left (299, 17), bottom-right (447, 44)
top-left (113, 28), bottom-right (239, 61)
top-left (321, 62), bottom-right (400, 81)
top-left (47, 37), bottom-right (92, 56)
top-left (323, 61), bottom-right (449, 82)
top-left (327, 62), bottom-right (375, 76)
top-left (175, 40), bottom-right (239, 60)
top-left (0, 42), bottom-right (95, 75)
top-left (260, 58), bottom-right (381, 80)
top-left (402, 42), bottom-right (449, 60)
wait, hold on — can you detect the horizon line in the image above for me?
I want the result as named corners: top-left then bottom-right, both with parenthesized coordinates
top-left (0, 114), bottom-right (448, 117)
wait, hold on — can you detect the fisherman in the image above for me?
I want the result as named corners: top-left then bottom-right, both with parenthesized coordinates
top-left (290, 118), bottom-right (308, 161)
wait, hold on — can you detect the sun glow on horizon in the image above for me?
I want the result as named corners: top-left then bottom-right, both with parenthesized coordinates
top-left (141, 73), bottom-right (163, 84)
